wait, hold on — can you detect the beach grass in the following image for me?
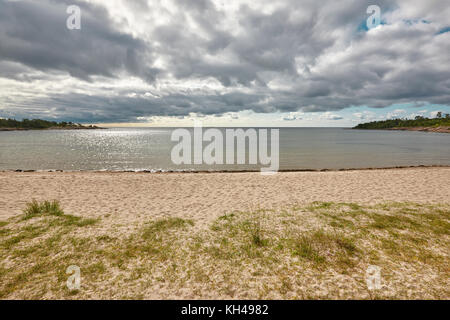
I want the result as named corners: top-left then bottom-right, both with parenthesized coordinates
top-left (0, 200), bottom-right (448, 299)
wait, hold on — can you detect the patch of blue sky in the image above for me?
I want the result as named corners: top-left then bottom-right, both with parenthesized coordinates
top-left (436, 26), bottom-right (450, 35)
top-left (357, 19), bottom-right (387, 32)
top-left (403, 19), bottom-right (431, 26)
top-left (336, 103), bottom-right (450, 123)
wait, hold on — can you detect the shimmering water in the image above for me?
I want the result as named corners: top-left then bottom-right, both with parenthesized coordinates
top-left (0, 128), bottom-right (449, 171)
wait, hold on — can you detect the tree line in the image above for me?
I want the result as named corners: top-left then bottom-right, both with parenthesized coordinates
top-left (0, 118), bottom-right (87, 129)
top-left (353, 112), bottom-right (450, 129)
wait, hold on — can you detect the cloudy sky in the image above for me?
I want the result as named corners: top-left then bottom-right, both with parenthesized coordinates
top-left (0, 0), bottom-right (449, 126)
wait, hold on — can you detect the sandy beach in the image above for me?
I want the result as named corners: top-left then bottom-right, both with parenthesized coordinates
top-left (0, 167), bottom-right (449, 299)
top-left (1, 167), bottom-right (449, 223)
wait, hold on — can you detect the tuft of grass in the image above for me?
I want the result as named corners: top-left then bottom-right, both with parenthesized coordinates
top-left (251, 230), bottom-right (266, 247)
top-left (1, 200), bottom-right (98, 252)
top-left (0, 228), bottom-right (10, 237)
top-left (59, 215), bottom-right (99, 227)
top-left (250, 220), bottom-right (268, 247)
top-left (23, 200), bottom-right (41, 219)
top-left (290, 230), bottom-right (357, 267)
top-left (335, 236), bottom-right (357, 253)
top-left (142, 217), bottom-right (193, 239)
top-left (292, 235), bottom-right (325, 263)
top-left (370, 213), bottom-right (418, 230)
top-left (41, 200), bottom-right (64, 216)
top-left (86, 261), bottom-right (106, 275)
top-left (23, 200), bottom-right (63, 219)
top-left (96, 235), bottom-right (115, 242)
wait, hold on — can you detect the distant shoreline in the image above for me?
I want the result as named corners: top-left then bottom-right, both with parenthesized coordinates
top-left (353, 115), bottom-right (450, 133)
top-left (354, 126), bottom-right (450, 133)
top-left (3, 164), bottom-right (449, 174)
top-left (0, 118), bottom-right (105, 131)
top-left (0, 126), bottom-right (105, 131)
top-left (386, 126), bottom-right (450, 133)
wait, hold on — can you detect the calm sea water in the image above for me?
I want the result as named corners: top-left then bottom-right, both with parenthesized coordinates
top-left (0, 128), bottom-right (449, 171)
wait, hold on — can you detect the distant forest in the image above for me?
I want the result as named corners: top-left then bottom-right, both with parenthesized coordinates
top-left (0, 118), bottom-right (94, 129)
top-left (353, 112), bottom-right (450, 129)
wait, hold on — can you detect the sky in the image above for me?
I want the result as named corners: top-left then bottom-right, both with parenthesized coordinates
top-left (0, 0), bottom-right (449, 127)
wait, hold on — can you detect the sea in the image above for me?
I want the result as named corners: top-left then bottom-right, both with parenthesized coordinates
top-left (0, 128), bottom-right (449, 171)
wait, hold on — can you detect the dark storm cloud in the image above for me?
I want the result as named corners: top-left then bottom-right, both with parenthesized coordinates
top-left (0, 0), bottom-right (159, 81)
top-left (0, 0), bottom-right (449, 122)
top-left (14, 90), bottom-right (266, 123)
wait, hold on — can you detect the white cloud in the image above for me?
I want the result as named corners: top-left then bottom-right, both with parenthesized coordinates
top-left (320, 112), bottom-right (343, 121)
top-left (282, 112), bottom-right (303, 121)
top-left (430, 111), bottom-right (440, 118)
top-left (353, 111), bottom-right (377, 121)
top-left (387, 109), bottom-right (408, 119)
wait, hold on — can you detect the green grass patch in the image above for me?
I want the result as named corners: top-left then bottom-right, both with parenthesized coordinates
top-left (0, 201), bottom-right (448, 299)
top-left (23, 200), bottom-right (64, 219)
top-left (143, 217), bottom-right (193, 239)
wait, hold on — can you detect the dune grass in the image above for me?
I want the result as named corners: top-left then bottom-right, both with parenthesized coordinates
top-left (23, 200), bottom-right (64, 219)
top-left (0, 200), bottom-right (448, 299)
